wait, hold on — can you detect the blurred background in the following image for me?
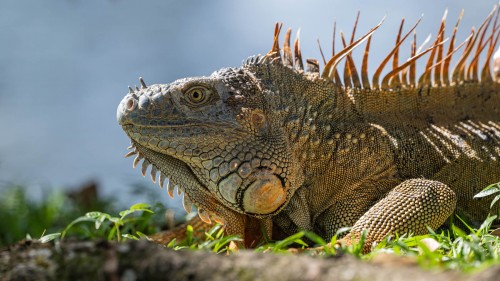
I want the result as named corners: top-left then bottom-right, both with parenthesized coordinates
top-left (0, 0), bottom-right (497, 228)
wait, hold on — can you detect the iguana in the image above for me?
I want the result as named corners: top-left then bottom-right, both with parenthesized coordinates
top-left (117, 7), bottom-right (500, 250)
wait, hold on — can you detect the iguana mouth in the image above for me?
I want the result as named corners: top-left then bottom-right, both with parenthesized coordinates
top-left (124, 141), bottom-right (225, 225)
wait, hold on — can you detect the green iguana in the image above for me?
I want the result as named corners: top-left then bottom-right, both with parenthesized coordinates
top-left (117, 7), bottom-right (500, 250)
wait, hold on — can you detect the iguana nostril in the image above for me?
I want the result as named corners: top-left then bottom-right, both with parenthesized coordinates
top-left (126, 98), bottom-right (136, 111)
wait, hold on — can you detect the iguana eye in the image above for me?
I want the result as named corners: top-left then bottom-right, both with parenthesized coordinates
top-left (185, 86), bottom-right (211, 105)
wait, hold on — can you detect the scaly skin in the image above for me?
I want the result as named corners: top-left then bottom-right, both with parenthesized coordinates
top-left (117, 9), bottom-right (500, 250)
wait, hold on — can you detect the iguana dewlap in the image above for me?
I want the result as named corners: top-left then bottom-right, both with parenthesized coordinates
top-left (117, 8), bottom-right (500, 250)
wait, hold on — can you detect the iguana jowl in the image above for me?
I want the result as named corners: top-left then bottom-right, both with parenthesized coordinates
top-left (117, 8), bottom-right (500, 249)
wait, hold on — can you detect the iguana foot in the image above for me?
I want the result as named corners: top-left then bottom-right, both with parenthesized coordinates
top-left (345, 179), bottom-right (457, 252)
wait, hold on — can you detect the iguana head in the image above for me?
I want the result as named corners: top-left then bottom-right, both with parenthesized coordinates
top-left (117, 59), bottom-right (305, 227)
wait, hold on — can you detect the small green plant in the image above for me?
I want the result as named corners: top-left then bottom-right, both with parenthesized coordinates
top-left (167, 223), bottom-right (242, 253)
top-left (60, 203), bottom-right (155, 242)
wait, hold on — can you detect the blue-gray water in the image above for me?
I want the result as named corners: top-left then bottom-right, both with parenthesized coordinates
top-left (0, 0), bottom-right (496, 207)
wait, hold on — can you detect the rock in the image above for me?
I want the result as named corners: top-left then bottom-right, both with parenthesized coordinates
top-left (0, 240), bottom-right (498, 281)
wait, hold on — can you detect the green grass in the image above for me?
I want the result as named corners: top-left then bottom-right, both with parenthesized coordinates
top-left (0, 183), bottom-right (168, 247)
top-left (0, 184), bottom-right (115, 247)
top-left (163, 216), bottom-right (499, 272)
top-left (1, 181), bottom-right (499, 273)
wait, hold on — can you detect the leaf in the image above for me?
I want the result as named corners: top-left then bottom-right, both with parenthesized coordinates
top-left (352, 230), bottom-right (368, 256)
top-left (119, 209), bottom-right (134, 217)
top-left (403, 235), bottom-right (429, 247)
top-left (122, 234), bottom-right (139, 240)
top-left (474, 183), bottom-right (500, 198)
top-left (212, 236), bottom-right (243, 253)
top-left (304, 231), bottom-right (327, 246)
top-left (95, 214), bottom-right (108, 229)
top-left (205, 224), bottom-right (223, 239)
top-left (455, 215), bottom-right (475, 233)
top-left (274, 232), bottom-right (306, 250)
top-left (490, 195), bottom-right (500, 209)
top-left (478, 215), bottom-right (497, 234)
top-left (119, 208), bottom-right (153, 218)
top-left (293, 239), bottom-right (309, 248)
top-left (451, 224), bottom-right (467, 239)
top-left (167, 238), bottom-right (177, 248)
top-left (61, 216), bottom-right (97, 239)
top-left (39, 233), bottom-right (61, 243)
top-left (137, 208), bottom-right (154, 214)
top-left (135, 231), bottom-right (151, 240)
top-left (108, 216), bottom-right (120, 224)
top-left (86, 211), bottom-right (108, 219)
top-left (130, 203), bottom-right (151, 210)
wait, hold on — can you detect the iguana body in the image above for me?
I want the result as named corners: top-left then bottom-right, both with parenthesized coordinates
top-left (117, 8), bottom-right (500, 249)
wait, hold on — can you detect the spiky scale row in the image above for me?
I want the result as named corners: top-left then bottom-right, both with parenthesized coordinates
top-left (268, 6), bottom-right (500, 90)
top-left (125, 144), bottom-right (222, 225)
top-left (182, 194), bottom-right (194, 213)
top-left (341, 11), bottom-right (362, 88)
top-left (322, 17), bottom-right (384, 81)
top-left (373, 17), bottom-right (422, 88)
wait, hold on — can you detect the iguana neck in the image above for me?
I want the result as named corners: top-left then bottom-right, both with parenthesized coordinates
top-left (248, 64), bottom-right (363, 179)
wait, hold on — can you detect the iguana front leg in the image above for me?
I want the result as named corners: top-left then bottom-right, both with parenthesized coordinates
top-left (341, 179), bottom-right (456, 252)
